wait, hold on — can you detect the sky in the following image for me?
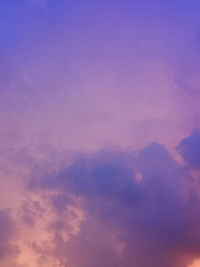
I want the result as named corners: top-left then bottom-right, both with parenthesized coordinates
top-left (1, 0), bottom-right (200, 266)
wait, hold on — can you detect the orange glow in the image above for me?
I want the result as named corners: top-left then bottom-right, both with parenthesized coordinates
top-left (189, 259), bottom-right (200, 267)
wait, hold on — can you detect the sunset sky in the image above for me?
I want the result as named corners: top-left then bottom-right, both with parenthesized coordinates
top-left (1, 1), bottom-right (200, 266)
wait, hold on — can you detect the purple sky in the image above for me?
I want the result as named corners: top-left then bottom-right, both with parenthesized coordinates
top-left (1, 1), bottom-right (200, 266)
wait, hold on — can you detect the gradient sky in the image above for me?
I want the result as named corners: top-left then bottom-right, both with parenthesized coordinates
top-left (1, 0), bottom-right (200, 266)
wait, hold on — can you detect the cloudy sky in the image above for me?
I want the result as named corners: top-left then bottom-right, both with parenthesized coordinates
top-left (1, 0), bottom-right (200, 266)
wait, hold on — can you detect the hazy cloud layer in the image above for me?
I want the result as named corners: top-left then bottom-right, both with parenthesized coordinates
top-left (1, 1), bottom-right (200, 266)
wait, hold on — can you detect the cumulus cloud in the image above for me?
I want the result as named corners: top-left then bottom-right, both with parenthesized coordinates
top-left (1, 132), bottom-right (200, 266)
top-left (20, 133), bottom-right (200, 267)
top-left (177, 130), bottom-right (200, 169)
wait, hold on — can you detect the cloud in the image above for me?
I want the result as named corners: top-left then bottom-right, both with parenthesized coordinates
top-left (0, 209), bottom-right (18, 266)
top-left (23, 134), bottom-right (200, 267)
top-left (1, 132), bottom-right (200, 266)
top-left (177, 130), bottom-right (200, 169)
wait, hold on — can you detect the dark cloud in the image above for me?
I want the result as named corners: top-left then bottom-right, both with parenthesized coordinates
top-left (177, 130), bottom-right (200, 169)
top-left (27, 134), bottom-right (200, 267)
